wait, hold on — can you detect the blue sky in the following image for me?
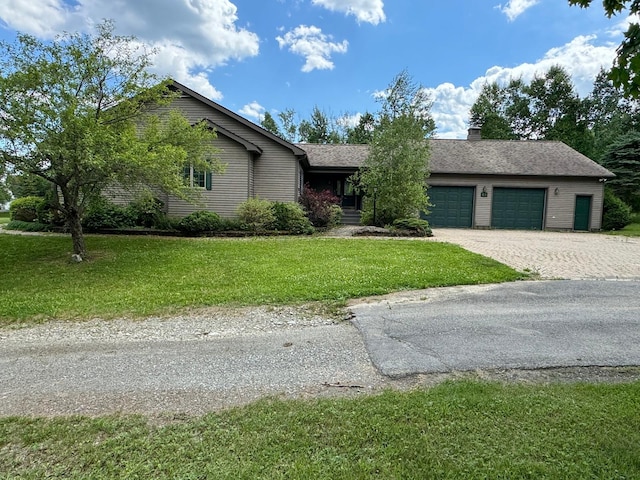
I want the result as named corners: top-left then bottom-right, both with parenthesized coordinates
top-left (0, 0), bottom-right (630, 138)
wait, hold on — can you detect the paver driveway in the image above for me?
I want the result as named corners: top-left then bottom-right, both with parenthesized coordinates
top-left (431, 229), bottom-right (640, 279)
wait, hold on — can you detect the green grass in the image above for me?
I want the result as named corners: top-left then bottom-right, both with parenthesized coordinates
top-left (0, 211), bottom-right (9, 225)
top-left (608, 213), bottom-right (640, 236)
top-left (1, 380), bottom-right (638, 479)
top-left (0, 235), bottom-right (522, 324)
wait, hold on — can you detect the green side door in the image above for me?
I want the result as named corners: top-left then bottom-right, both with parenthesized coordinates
top-left (491, 188), bottom-right (545, 230)
top-left (574, 195), bottom-right (592, 231)
top-left (422, 186), bottom-right (474, 228)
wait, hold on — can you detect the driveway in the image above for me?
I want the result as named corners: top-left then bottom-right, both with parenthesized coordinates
top-left (431, 229), bottom-right (640, 279)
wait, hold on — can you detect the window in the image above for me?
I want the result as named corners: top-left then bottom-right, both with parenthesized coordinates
top-left (183, 165), bottom-right (212, 190)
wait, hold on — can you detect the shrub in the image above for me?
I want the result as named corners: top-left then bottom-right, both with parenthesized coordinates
top-left (219, 217), bottom-right (248, 231)
top-left (177, 210), bottom-right (223, 234)
top-left (299, 184), bottom-right (341, 228)
top-left (602, 188), bottom-right (632, 231)
top-left (271, 202), bottom-right (314, 234)
top-left (128, 193), bottom-right (166, 228)
top-left (82, 197), bottom-right (136, 230)
top-left (237, 197), bottom-right (276, 232)
top-left (392, 217), bottom-right (433, 237)
top-left (9, 196), bottom-right (45, 222)
top-left (5, 220), bottom-right (53, 232)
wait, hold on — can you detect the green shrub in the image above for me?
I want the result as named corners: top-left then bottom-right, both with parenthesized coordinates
top-left (392, 217), bottom-right (433, 237)
top-left (219, 217), bottom-right (248, 231)
top-left (237, 198), bottom-right (276, 232)
top-left (271, 202), bottom-right (314, 234)
top-left (9, 196), bottom-right (45, 222)
top-left (5, 220), bottom-right (53, 232)
top-left (177, 210), bottom-right (223, 234)
top-left (602, 189), bottom-right (632, 231)
top-left (82, 197), bottom-right (136, 230)
top-left (128, 193), bottom-right (166, 228)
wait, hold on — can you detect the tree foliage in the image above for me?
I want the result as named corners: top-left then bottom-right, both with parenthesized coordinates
top-left (601, 132), bottom-right (640, 209)
top-left (260, 111), bottom-right (281, 137)
top-left (356, 70), bottom-right (434, 226)
top-left (0, 21), bottom-right (222, 258)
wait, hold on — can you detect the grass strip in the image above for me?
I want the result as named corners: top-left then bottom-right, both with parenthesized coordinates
top-left (1, 380), bottom-right (638, 479)
top-left (0, 235), bottom-right (522, 324)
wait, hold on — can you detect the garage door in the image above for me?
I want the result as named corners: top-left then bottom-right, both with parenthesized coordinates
top-left (422, 186), bottom-right (474, 228)
top-left (491, 188), bottom-right (545, 230)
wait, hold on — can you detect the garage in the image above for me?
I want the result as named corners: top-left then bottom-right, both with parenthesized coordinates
top-left (491, 188), bottom-right (546, 230)
top-left (423, 186), bottom-right (475, 228)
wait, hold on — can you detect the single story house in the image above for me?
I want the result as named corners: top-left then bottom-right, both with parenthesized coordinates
top-left (109, 81), bottom-right (614, 231)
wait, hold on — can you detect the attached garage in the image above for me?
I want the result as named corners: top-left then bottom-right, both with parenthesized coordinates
top-left (423, 186), bottom-right (474, 228)
top-left (491, 188), bottom-right (546, 230)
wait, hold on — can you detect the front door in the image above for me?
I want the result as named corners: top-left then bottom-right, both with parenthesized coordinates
top-left (574, 195), bottom-right (592, 231)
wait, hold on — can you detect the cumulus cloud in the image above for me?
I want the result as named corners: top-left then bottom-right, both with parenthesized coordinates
top-left (312, 0), bottom-right (386, 25)
top-left (239, 101), bottom-right (265, 120)
top-left (498, 0), bottom-right (540, 21)
top-left (425, 35), bottom-right (617, 138)
top-left (276, 25), bottom-right (348, 72)
top-left (0, 0), bottom-right (260, 101)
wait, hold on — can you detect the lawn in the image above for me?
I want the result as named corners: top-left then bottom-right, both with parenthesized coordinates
top-left (0, 234), bottom-right (522, 324)
top-left (0, 211), bottom-right (9, 225)
top-left (608, 213), bottom-right (640, 237)
top-left (1, 380), bottom-right (638, 479)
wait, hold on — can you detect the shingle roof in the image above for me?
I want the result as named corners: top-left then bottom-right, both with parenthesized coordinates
top-left (298, 140), bottom-right (615, 178)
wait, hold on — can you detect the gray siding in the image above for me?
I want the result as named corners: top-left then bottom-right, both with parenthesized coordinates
top-left (167, 96), bottom-right (299, 204)
top-left (429, 174), bottom-right (605, 230)
top-left (168, 134), bottom-right (251, 218)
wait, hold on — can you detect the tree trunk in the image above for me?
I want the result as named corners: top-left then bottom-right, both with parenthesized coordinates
top-left (68, 210), bottom-right (87, 259)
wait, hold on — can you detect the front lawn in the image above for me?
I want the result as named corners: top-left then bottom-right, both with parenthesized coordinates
top-left (0, 211), bottom-right (9, 225)
top-left (0, 235), bottom-right (522, 324)
top-left (1, 380), bottom-right (638, 479)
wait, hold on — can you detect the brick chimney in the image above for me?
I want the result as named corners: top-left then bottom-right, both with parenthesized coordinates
top-left (467, 126), bottom-right (482, 141)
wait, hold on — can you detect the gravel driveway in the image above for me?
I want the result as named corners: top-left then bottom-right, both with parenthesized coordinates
top-left (431, 229), bottom-right (640, 279)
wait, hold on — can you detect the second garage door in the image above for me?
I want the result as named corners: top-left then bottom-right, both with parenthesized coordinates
top-left (491, 188), bottom-right (545, 230)
top-left (423, 186), bottom-right (475, 228)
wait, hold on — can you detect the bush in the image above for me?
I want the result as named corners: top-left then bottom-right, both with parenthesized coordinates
top-left (602, 189), bottom-right (632, 231)
top-left (5, 220), bottom-right (53, 232)
top-left (82, 197), bottom-right (136, 230)
top-left (299, 184), bottom-right (341, 228)
top-left (128, 193), bottom-right (166, 228)
top-left (177, 210), bottom-right (223, 234)
top-left (237, 198), bottom-right (276, 232)
top-left (9, 196), bottom-right (45, 222)
top-left (271, 202), bottom-right (314, 234)
top-left (392, 217), bottom-right (433, 237)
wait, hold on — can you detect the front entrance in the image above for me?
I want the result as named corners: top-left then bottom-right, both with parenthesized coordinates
top-left (306, 174), bottom-right (362, 210)
top-left (574, 195), bottom-right (592, 231)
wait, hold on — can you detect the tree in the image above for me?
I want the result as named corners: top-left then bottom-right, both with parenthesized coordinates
top-left (278, 108), bottom-right (298, 142)
top-left (298, 106), bottom-right (342, 144)
top-left (601, 132), bottom-right (640, 210)
top-left (345, 112), bottom-right (376, 144)
top-left (469, 82), bottom-right (517, 139)
top-left (0, 21), bottom-right (222, 259)
top-left (260, 111), bottom-right (281, 137)
top-left (0, 165), bottom-right (10, 205)
top-left (355, 70), bottom-right (434, 226)
top-left (569, 0), bottom-right (640, 97)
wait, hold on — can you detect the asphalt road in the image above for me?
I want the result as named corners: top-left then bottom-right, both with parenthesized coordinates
top-left (351, 280), bottom-right (640, 377)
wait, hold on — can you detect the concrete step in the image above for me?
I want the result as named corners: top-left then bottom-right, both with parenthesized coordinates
top-left (341, 210), bottom-right (361, 226)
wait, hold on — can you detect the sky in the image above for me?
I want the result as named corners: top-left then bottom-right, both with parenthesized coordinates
top-left (0, 0), bottom-right (632, 139)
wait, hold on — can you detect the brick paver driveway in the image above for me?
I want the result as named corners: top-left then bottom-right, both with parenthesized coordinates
top-left (432, 229), bottom-right (640, 280)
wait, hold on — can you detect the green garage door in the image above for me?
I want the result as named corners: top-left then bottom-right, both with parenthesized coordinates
top-left (491, 188), bottom-right (545, 230)
top-left (422, 186), bottom-right (474, 228)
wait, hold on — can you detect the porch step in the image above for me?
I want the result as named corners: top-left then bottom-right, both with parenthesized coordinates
top-left (341, 210), bottom-right (361, 226)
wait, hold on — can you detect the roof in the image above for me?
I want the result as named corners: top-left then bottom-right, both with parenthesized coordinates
top-left (171, 80), bottom-right (306, 157)
top-left (203, 120), bottom-right (262, 155)
top-left (300, 140), bottom-right (615, 178)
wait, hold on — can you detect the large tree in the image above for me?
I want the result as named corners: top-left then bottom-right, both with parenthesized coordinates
top-left (569, 1), bottom-right (640, 97)
top-left (0, 22), bottom-right (222, 259)
top-left (356, 70), bottom-right (434, 226)
top-left (601, 132), bottom-right (640, 209)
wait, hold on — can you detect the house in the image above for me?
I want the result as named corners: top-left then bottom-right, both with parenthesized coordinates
top-left (110, 81), bottom-right (614, 231)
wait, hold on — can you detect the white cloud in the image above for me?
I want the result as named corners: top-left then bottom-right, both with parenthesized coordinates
top-left (312, 0), bottom-right (386, 25)
top-left (425, 35), bottom-right (617, 139)
top-left (0, 0), bottom-right (260, 101)
top-left (239, 101), bottom-right (265, 120)
top-left (276, 25), bottom-right (348, 72)
top-left (498, 0), bottom-right (540, 21)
